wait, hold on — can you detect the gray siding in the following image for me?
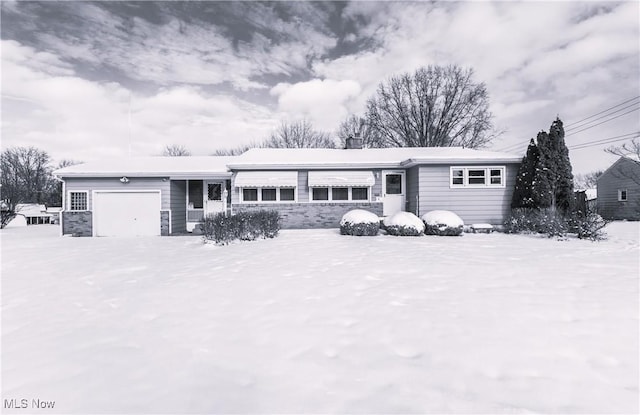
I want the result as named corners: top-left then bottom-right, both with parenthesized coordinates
top-left (406, 166), bottom-right (420, 215)
top-left (597, 158), bottom-right (640, 220)
top-left (64, 177), bottom-right (170, 210)
top-left (417, 164), bottom-right (519, 225)
top-left (170, 180), bottom-right (187, 233)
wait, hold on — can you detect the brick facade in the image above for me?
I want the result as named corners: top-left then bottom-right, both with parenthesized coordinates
top-left (233, 202), bottom-right (384, 229)
top-left (61, 211), bottom-right (92, 236)
top-left (161, 211), bottom-right (170, 236)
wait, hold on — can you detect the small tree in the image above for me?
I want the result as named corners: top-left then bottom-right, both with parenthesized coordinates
top-left (162, 144), bottom-right (191, 156)
top-left (574, 170), bottom-right (603, 189)
top-left (212, 141), bottom-right (263, 156)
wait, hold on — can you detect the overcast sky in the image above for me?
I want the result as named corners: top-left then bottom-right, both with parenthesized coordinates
top-left (1, 1), bottom-right (638, 174)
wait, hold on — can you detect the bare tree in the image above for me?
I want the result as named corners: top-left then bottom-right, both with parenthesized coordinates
top-left (336, 115), bottom-right (384, 148)
top-left (0, 147), bottom-right (53, 227)
top-left (605, 138), bottom-right (640, 159)
top-left (573, 170), bottom-right (603, 190)
top-left (162, 144), bottom-right (191, 156)
top-left (212, 141), bottom-right (264, 156)
top-left (366, 65), bottom-right (497, 148)
top-left (265, 120), bottom-right (337, 149)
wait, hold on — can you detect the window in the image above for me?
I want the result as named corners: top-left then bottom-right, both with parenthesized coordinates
top-left (241, 187), bottom-right (296, 203)
top-left (311, 186), bottom-right (370, 202)
top-left (188, 180), bottom-right (203, 208)
top-left (280, 188), bottom-right (295, 201)
top-left (452, 169), bottom-right (464, 185)
top-left (386, 174), bottom-right (402, 194)
top-left (312, 187), bottom-right (329, 201)
top-left (450, 167), bottom-right (505, 188)
top-left (262, 188), bottom-right (277, 201)
top-left (618, 189), bottom-right (628, 201)
top-left (468, 169), bottom-right (486, 185)
top-left (243, 188), bottom-right (258, 202)
top-left (69, 191), bottom-right (87, 211)
top-left (332, 187), bottom-right (349, 201)
top-left (490, 169), bottom-right (503, 185)
top-left (352, 187), bottom-right (369, 201)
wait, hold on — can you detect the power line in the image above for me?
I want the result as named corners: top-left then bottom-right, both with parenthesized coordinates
top-left (568, 132), bottom-right (640, 150)
top-left (565, 102), bottom-right (640, 132)
top-left (564, 95), bottom-right (639, 128)
top-left (564, 107), bottom-right (639, 137)
top-left (496, 97), bottom-right (640, 152)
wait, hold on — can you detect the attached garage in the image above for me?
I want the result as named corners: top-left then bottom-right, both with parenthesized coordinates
top-left (93, 191), bottom-right (161, 237)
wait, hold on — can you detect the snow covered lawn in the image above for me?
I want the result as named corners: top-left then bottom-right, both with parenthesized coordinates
top-left (2, 223), bottom-right (638, 414)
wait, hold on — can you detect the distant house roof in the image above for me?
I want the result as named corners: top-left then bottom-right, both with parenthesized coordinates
top-left (53, 156), bottom-right (234, 178)
top-left (228, 147), bottom-right (522, 170)
top-left (15, 204), bottom-right (52, 217)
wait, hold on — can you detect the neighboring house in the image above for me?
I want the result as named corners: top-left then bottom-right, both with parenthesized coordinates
top-left (53, 141), bottom-right (521, 237)
top-left (597, 156), bottom-right (640, 220)
top-left (14, 204), bottom-right (56, 225)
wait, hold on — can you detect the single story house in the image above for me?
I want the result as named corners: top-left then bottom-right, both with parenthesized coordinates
top-left (14, 204), bottom-right (56, 225)
top-left (53, 142), bottom-right (521, 237)
top-left (597, 156), bottom-right (640, 220)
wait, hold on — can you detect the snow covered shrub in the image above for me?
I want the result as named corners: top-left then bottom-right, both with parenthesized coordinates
top-left (572, 212), bottom-right (608, 241)
top-left (202, 210), bottom-right (280, 244)
top-left (421, 210), bottom-right (464, 236)
top-left (340, 209), bottom-right (380, 236)
top-left (504, 208), bottom-right (568, 237)
top-left (383, 212), bottom-right (425, 236)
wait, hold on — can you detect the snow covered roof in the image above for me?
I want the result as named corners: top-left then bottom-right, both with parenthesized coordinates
top-left (53, 156), bottom-right (234, 178)
top-left (15, 204), bottom-right (52, 217)
top-left (228, 147), bottom-right (522, 169)
top-left (52, 148), bottom-right (522, 178)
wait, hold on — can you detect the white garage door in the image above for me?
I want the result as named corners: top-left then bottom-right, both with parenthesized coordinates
top-left (94, 191), bottom-right (161, 237)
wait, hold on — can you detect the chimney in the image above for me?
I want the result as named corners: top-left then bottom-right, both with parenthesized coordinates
top-left (345, 133), bottom-right (363, 149)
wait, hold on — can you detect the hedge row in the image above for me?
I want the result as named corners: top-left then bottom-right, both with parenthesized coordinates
top-left (201, 210), bottom-right (280, 244)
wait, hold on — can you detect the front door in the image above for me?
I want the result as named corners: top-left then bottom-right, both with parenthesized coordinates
top-left (204, 181), bottom-right (225, 216)
top-left (382, 171), bottom-right (405, 216)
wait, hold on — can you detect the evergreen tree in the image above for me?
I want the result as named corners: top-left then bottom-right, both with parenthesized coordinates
top-left (535, 118), bottom-right (575, 214)
top-left (533, 130), bottom-right (554, 209)
top-left (511, 139), bottom-right (540, 208)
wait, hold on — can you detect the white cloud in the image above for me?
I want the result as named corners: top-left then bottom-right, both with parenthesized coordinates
top-left (270, 79), bottom-right (361, 131)
top-left (1, 40), bottom-right (279, 162)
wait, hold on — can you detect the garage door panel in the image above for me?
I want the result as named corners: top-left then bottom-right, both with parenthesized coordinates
top-left (94, 192), bottom-right (161, 237)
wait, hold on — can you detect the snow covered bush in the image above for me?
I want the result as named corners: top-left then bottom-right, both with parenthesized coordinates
top-left (340, 209), bottom-right (380, 236)
top-left (421, 210), bottom-right (464, 236)
top-left (202, 210), bottom-right (280, 244)
top-left (573, 212), bottom-right (608, 241)
top-left (383, 212), bottom-right (425, 236)
top-left (504, 208), bottom-right (568, 237)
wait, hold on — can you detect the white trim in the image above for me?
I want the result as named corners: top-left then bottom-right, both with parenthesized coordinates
top-left (91, 189), bottom-right (163, 237)
top-left (239, 186), bottom-right (298, 204)
top-left (67, 190), bottom-right (89, 211)
top-left (449, 166), bottom-right (506, 188)
top-left (618, 189), bottom-right (628, 202)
